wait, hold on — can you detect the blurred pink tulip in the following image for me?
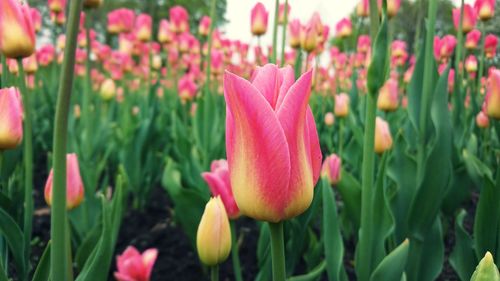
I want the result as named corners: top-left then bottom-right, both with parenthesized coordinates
top-left (453, 4), bottom-right (477, 33)
top-left (357, 35), bottom-right (371, 53)
top-left (475, 0), bottom-right (495, 21)
top-left (278, 3), bottom-right (291, 25)
top-left (484, 69), bottom-right (500, 119)
top-left (202, 160), bottom-right (240, 219)
top-left (374, 117), bottom-right (393, 154)
top-left (0, 87), bottom-right (23, 150)
top-left (223, 64), bottom-right (322, 222)
top-left (476, 111), bottom-right (490, 128)
top-left (335, 18), bottom-right (352, 38)
top-left (198, 16), bottom-right (211, 36)
top-left (251, 2), bottom-right (268, 36)
top-left (0, 0), bottom-right (36, 58)
top-left (485, 34), bottom-right (498, 59)
top-left (335, 93), bottom-right (350, 117)
top-left (321, 154), bottom-right (341, 185)
top-left (178, 74), bottom-right (197, 102)
top-left (135, 14), bottom-right (152, 42)
top-left (169, 5), bottom-right (189, 34)
top-left (48, 0), bottom-right (66, 13)
top-left (377, 78), bottom-right (399, 112)
top-left (288, 19), bottom-right (302, 49)
top-left (465, 29), bottom-right (481, 49)
top-left (30, 8), bottom-right (41, 33)
top-left (357, 0), bottom-right (369, 17)
top-left (434, 35), bottom-right (457, 63)
top-left (107, 8), bottom-right (135, 34)
top-left (115, 246), bottom-right (158, 281)
top-left (465, 55), bottom-right (478, 73)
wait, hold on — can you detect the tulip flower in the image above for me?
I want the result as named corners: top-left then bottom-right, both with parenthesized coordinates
top-left (300, 21), bottom-right (318, 53)
top-left (391, 40), bottom-right (407, 59)
top-left (484, 69), bottom-right (500, 119)
top-left (107, 8), bottom-right (135, 34)
top-left (157, 20), bottom-right (174, 44)
top-left (485, 34), bottom-right (498, 59)
top-left (465, 55), bottom-right (478, 73)
top-left (251, 2), bottom-right (268, 36)
top-left (374, 117), bottom-right (393, 154)
top-left (169, 5), bottom-right (189, 34)
top-left (196, 197), bottom-right (232, 266)
top-left (30, 8), bottom-right (41, 33)
top-left (135, 14), bottom-right (152, 42)
top-left (324, 112), bottom-right (335, 126)
top-left (453, 5), bottom-right (477, 33)
top-left (0, 88), bottom-right (23, 150)
top-left (288, 19), bottom-right (302, 49)
top-left (335, 93), bottom-right (350, 117)
top-left (202, 160), bottom-right (240, 219)
top-left (321, 154), bottom-right (341, 185)
top-left (44, 153), bottom-right (85, 210)
top-left (114, 246), bottom-right (158, 281)
top-left (223, 64), bottom-right (322, 222)
top-left (357, 35), bottom-right (371, 53)
top-left (211, 49), bottom-right (224, 76)
top-left (100, 78), bottom-right (116, 101)
top-left (23, 54), bottom-right (38, 74)
top-left (178, 74), bottom-right (197, 102)
top-left (357, 0), bottom-right (369, 17)
top-left (434, 35), bottom-right (457, 63)
top-left (476, 111), bottom-right (490, 128)
top-left (377, 78), bottom-right (399, 112)
top-left (378, 0), bottom-right (401, 18)
top-left (278, 3), bottom-right (291, 25)
top-left (335, 18), bottom-right (352, 38)
top-left (0, 0), bottom-right (36, 59)
top-left (198, 16), bottom-right (211, 36)
top-left (470, 252), bottom-right (500, 281)
top-left (465, 29), bottom-right (481, 49)
top-left (48, 0), bottom-right (66, 13)
top-left (474, 0), bottom-right (495, 21)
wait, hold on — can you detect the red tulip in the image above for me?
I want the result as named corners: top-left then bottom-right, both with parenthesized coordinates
top-left (251, 2), bottom-right (268, 36)
top-left (475, 0), bottom-right (495, 21)
top-left (169, 5), bottom-right (189, 34)
top-left (202, 160), bottom-right (240, 219)
top-left (465, 29), bottom-right (481, 49)
top-left (484, 69), bottom-right (500, 119)
top-left (44, 153), bottom-right (85, 210)
top-left (453, 5), bottom-right (477, 33)
top-left (115, 246), bottom-right (158, 281)
top-left (0, 0), bottom-right (36, 58)
top-left (485, 34), bottom-right (498, 59)
top-left (224, 64), bottom-right (322, 222)
top-left (0, 87), bottom-right (23, 150)
top-left (321, 154), bottom-right (341, 185)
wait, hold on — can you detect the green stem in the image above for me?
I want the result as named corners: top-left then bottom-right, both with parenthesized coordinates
top-left (269, 222), bottom-right (286, 281)
top-left (477, 22), bottom-right (486, 100)
top-left (453, 0), bottom-right (465, 128)
top-left (211, 265), bottom-right (219, 281)
top-left (356, 0), bottom-right (380, 279)
top-left (280, 0), bottom-right (288, 67)
top-left (50, 0), bottom-right (84, 280)
top-left (338, 117), bottom-right (344, 158)
top-left (17, 60), bottom-right (32, 281)
top-left (230, 222), bottom-right (243, 281)
top-left (204, 0), bottom-right (217, 94)
top-left (271, 0), bottom-right (279, 64)
top-left (83, 10), bottom-right (92, 155)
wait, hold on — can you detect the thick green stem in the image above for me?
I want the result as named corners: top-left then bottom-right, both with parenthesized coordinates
top-left (204, 0), bottom-right (217, 94)
top-left (338, 117), bottom-right (344, 158)
top-left (269, 222), bottom-right (286, 281)
top-left (17, 60), bottom-right (32, 281)
top-left (50, 0), bottom-right (84, 280)
top-left (83, 10), bottom-right (92, 154)
top-left (230, 222), bottom-right (243, 281)
top-left (211, 265), bottom-right (219, 281)
top-left (356, 0), bottom-right (380, 279)
top-left (271, 0), bottom-right (279, 64)
top-left (280, 0), bottom-right (288, 67)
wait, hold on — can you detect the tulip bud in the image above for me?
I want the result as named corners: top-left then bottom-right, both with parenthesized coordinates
top-left (301, 22), bottom-right (317, 53)
top-left (476, 111), bottom-right (489, 128)
top-left (453, 5), bottom-right (477, 33)
top-left (44, 153), bottom-right (85, 210)
top-left (135, 14), bottom-right (152, 42)
top-left (0, 0), bottom-right (36, 59)
top-left (374, 117), bottom-right (393, 154)
top-left (485, 69), bottom-right (500, 119)
top-left (48, 0), bottom-right (66, 13)
top-left (251, 3), bottom-right (268, 36)
top-left (100, 78), bottom-right (116, 101)
top-left (198, 16), bottom-right (211, 36)
top-left (475, 0), bottom-right (495, 21)
top-left (196, 197), bottom-right (232, 266)
top-left (465, 29), bottom-right (481, 50)
top-left (485, 34), bottom-right (498, 59)
top-left (169, 5), bottom-right (189, 34)
top-left (278, 3), bottom-right (290, 25)
top-left (321, 154), bottom-right (341, 185)
top-left (0, 87), bottom-right (23, 150)
top-left (465, 55), bottom-right (478, 73)
top-left (288, 19), bottom-right (301, 49)
top-left (335, 18), bottom-right (352, 38)
top-left (178, 74), bottom-right (197, 103)
top-left (324, 112), bottom-right (335, 126)
top-left (115, 246), bottom-right (158, 281)
top-left (335, 93), bottom-right (350, 117)
top-left (470, 252), bottom-right (500, 281)
top-left (357, 0), bottom-right (369, 17)
top-left (377, 78), bottom-right (399, 112)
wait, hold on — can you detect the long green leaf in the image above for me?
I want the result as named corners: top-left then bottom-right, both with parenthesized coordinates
top-left (0, 208), bottom-right (25, 277)
top-left (32, 242), bottom-right (51, 281)
top-left (370, 239), bottom-right (410, 281)
top-left (322, 179), bottom-right (344, 281)
top-left (450, 210), bottom-right (477, 281)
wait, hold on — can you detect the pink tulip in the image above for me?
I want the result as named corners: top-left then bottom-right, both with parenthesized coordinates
top-left (485, 34), bottom-right (498, 59)
top-left (0, 0), bottom-right (36, 59)
top-left (335, 18), bottom-right (352, 38)
top-left (324, 112), bottom-right (335, 126)
top-left (484, 69), bottom-right (500, 119)
top-left (434, 35), bottom-right (457, 63)
top-left (374, 117), bottom-right (393, 154)
top-left (178, 74), bottom-right (197, 102)
top-left (321, 154), bottom-right (341, 185)
top-left (115, 246), bottom-right (158, 281)
top-left (23, 54), bottom-right (38, 74)
top-left (251, 2), bottom-right (268, 36)
top-left (0, 87), bottom-right (23, 150)
top-left (107, 8), bottom-right (135, 34)
top-left (211, 49), bottom-right (224, 75)
top-left (475, 0), bottom-right (495, 21)
top-left (198, 16), bottom-right (211, 36)
top-left (335, 93), bottom-right (350, 117)
top-left (30, 8), bottom-right (41, 33)
top-left (476, 111), bottom-right (490, 128)
top-left (453, 5), bottom-right (477, 33)
top-left (357, 0), bottom-right (369, 17)
top-left (465, 55), bottom-right (478, 73)
top-left (202, 160), bottom-right (240, 219)
top-left (44, 153), bottom-right (85, 210)
top-left (378, 0), bottom-right (401, 18)
top-left (278, 3), bottom-right (291, 25)
top-left (377, 78), bottom-right (399, 112)
top-left (448, 69), bottom-right (456, 94)
top-left (224, 64), bottom-right (322, 222)
top-left (465, 29), bottom-right (481, 49)
top-left (169, 5), bottom-right (189, 34)
top-left (357, 35), bottom-right (371, 53)
top-left (288, 19), bottom-right (302, 49)
top-left (48, 0), bottom-right (66, 13)
top-left (135, 14), bottom-right (152, 42)
top-left (391, 40), bottom-right (407, 58)
top-left (157, 20), bottom-right (174, 44)
top-left (300, 21), bottom-right (318, 53)
top-left (37, 44), bottom-right (56, 66)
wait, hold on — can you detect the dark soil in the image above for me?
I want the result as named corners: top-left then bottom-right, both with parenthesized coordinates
top-left (29, 187), bottom-right (480, 281)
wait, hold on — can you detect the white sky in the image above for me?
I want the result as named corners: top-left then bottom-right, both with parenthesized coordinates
top-left (223, 0), bottom-right (476, 47)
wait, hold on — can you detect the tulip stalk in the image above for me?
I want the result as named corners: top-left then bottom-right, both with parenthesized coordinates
top-left (476, 22), bottom-right (486, 102)
top-left (50, 0), bottom-right (84, 280)
top-left (211, 265), bottom-right (219, 281)
top-left (204, 0), bottom-right (217, 94)
top-left (17, 60), bottom-right (33, 281)
top-left (453, 0), bottom-right (465, 122)
top-left (271, 0), bottom-right (279, 64)
top-left (230, 222), bottom-right (243, 281)
top-left (83, 9), bottom-right (92, 155)
top-left (269, 222), bottom-right (286, 281)
top-left (280, 0), bottom-right (289, 67)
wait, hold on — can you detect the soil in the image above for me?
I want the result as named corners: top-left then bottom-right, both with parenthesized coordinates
top-left (29, 186), bottom-right (478, 281)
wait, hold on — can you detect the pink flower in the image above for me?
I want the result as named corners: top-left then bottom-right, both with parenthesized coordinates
top-left (0, 0), bottom-right (36, 58)
top-left (178, 74), bottom-right (197, 102)
top-left (476, 111), bottom-right (490, 128)
top-left (198, 16), bottom-right (211, 36)
top-left (377, 78), bottom-right (399, 112)
top-left (223, 64), bottom-right (322, 222)
top-left (335, 93), bottom-right (350, 117)
top-left (202, 160), bottom-right (240, 219)
top-left (465, 55), bottom-right (478, 73)
top-left (484, 69), bottom-right (500, 119)
top-left (278, 3), bottom-right (291, 25)
top-left (169, 5), bottom-right (189, 34)
top-left (453, 4), bottom-right (477, 33)
top-left (335, 18), bottom-right (352, 38)
top-left (485, 34), bottom-right (498, 59)
top-left (115, 247), bottom-right (158, 281)
top-left (475, 0), bottom-right (495, 21)
top-left (48, 0), bottom-right (66, 13)
top-left (374, 117), bottom-right (393, 154)
top-left (391, 40), bottom-right (407, 58)
top-left (135, 14), bottom-right (152, 42)
top-left (378, 0), bottom-right (401, 18)
top-left (251, 2), bottom-right (268, 36)
top-left (288, 19), bottom-right (301, 49)
top-left (107, 8), bottom-right (135, 34)
top-left (321, 154), bottom-right (341, 185)
top-left (0, 87), bottom-right (23, 150)
top-left (30, 8), bottom-right (41, 32)
top-left (357, 0), bottom-right (369, 17)
top-left (44, 153), bottom-right (85, 210)
top-left (357, 35), bottom-right (371, 53)
top-left (434, 35), bottom-right (457, 63)
top-left (465, 29), bottom-right (481, 49)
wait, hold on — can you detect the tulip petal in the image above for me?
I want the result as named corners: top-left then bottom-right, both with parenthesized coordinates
top-left (276, 70), bottom-right (316, 219)
top-left (251, 64), bottom-right (280, 108)
top-left (224, 71), bottom-right (291, 221)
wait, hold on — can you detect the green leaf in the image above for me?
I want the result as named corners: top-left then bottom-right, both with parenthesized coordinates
top-left (370, 239), bottom-right (410, 281)
top-left (287, 260), bottom-right (326, 281)
top-left (0, 208), bottom-right (25, 278)
top-left (322, 179), bottom-right (344, 281)
top-left (32, 242), bottom-right (51, 281)
top-left (474, 177), bottom-right (500, 262)
top-left (75, 221), bottom-right (103, 270)
top-left (336, 169), bottom-right (361, 231)
top-left (450, 210), bottom-right (477, 281)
